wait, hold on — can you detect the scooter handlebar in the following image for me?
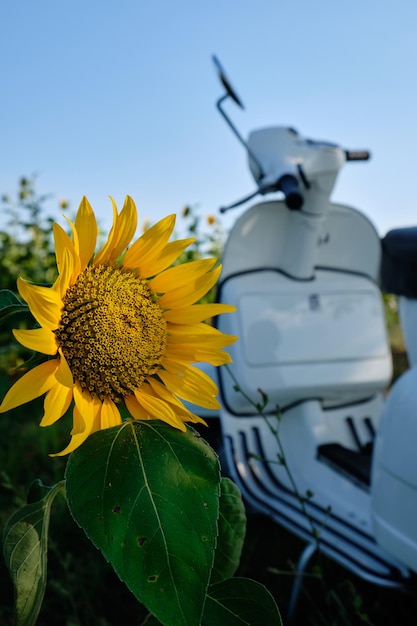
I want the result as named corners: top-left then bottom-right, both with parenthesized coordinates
top-left (345, 150), bottom-right (371, 161)
top-left (278, 174), bottom-right (304, 210)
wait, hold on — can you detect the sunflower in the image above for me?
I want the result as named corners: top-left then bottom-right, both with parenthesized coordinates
top-left (0, 196), bottom-right (236, 455)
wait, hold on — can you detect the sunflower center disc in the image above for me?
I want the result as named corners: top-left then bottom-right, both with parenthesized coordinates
top-left (55, 265), bottom-right (167, 401)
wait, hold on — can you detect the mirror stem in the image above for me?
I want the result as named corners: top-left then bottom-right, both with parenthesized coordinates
top-left (216, 94), bottom-right (265, 180)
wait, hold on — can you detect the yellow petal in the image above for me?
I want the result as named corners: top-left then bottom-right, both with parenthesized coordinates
top-left (63, 216), bottom-right (82, 278)
top-left (17, 278), bottom-right (62, 331)
top-left (53, 222), bottom-right (75, 274)
top-left (50, 404), bottom-right (98, 456)
top-left (166, 324), bottom-right (236, 364)
top-left (41, 382), bottom-right (73, 426)
top-left (124, 394), bottom-right (153, 420)
top-left (93, 196), bottom-right (137, 266)
top-left (130, 238), bottom-right (195, 277)
top-left (55, 350), bottom-right (74, 387)
top-left (93, 199), bottom-right (119, 266)
top-left (74, 196), bottom-right (98, 269)
top-left (13, 327), bottom-right (58, 356)
top-left (159, 361), bottom-right (220, 410)
top-left (158, 265), bottom-right (222, 309)
top-left (164, 303), bottom-right (236, 324)
top-left (146, 378), bottom-right (207, 425)
top-left (73, 383), bottom-right (102, 424)
top-left (100, 397), bottom-right (122, 429)
top-left (168, 322), bottom-right (236, 341)
top-left (108, 196), bottom-right (138, 262)
top-left (166, 345), bottom-right (233, 366)
top-left (53, 246), bottom-right (74, 299)
top-left (53, 222), bottom-right (80, 285)
top-left (0, 359), bottom-right (59, 413)
top-left (134, 386), bottom-right (186, 430)
top-left (148, 258), bottom-right (217, 293)
top-left (147, 377), bottom-right (188, 410)
top-left (123, 214), bottom-right (176, 272)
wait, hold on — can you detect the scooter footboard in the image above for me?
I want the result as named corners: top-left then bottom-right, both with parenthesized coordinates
top-left (220, 400), bottom-right (410, 586)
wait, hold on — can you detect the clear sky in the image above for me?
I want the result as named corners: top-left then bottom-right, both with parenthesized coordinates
top-left (1, 1), bottom-right (416, 238)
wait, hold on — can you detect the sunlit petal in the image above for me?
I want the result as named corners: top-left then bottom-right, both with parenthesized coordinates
top-left (13, 327), bottom-right (58, 356)
top-left (126, 238), bottom-right (195, 277)
top-left (50, 404), bottom-right (99, 457)
top-left (53, 222), bottom-right (76, 275)
top-left (166, 345), bottom-right (233, 366)
top-left (106, 196), bottom-right (137, 263)
top-left (100, 397), bottom-right (122, 429)
top-left (73, 383), bottom-right (101, 424)
top-left (74, 196), bottom-right (98, 269)
top-left (17, 278), bottom-right (62, 331)
top-left (53, 247), bottom-right (75, 298)
top-left (146, 378), bottom-right (207, 425)
top-left (55, 350), bottom-right (74, 387)
top-left (149, 258), bottom-right (217, 293)
top-left (159, 360), bottom-right (220, 410)
top-left (164, 303), bottom-right (236, 324)
top-left (124, 393), bottom-right (153, 420)
top-left (0, 360), bottom-right (59, 413)
top-left (93, 200), bottom-right (119, 266)
top-left (134, 386), bottom-right (186, 430)
top-left (168, 322), bottom-right (237, 343)
top-left (123, 214), bottom-right (176, 272)
top-left (158, 265), bottom-right (222, 309)
top-left (53, 222), bottom-right (80, 285)
top-left (41, 382), bottom-right (73, 426)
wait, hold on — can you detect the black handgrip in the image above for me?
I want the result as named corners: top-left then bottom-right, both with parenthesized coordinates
top-left (345, 150), bottom-right (371, 161)
top-left (278, 174), bottom-right (304, 210)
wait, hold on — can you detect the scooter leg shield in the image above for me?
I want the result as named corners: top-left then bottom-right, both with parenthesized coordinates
top-left (371, 367), bottom-right (417, 573)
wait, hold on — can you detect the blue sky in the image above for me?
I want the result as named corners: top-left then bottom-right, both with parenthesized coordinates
top-left (1, 1), bottom-right (417, 238)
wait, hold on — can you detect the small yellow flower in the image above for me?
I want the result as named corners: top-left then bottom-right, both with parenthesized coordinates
top-left (207, 214), bottom-right (216, 226)
top-left (0, 196), bottom-right (236, 455)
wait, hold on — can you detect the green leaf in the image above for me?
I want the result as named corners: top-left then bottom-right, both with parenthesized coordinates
top-left (203, 577), bottom-right (283, 626)
top-left (2, 480), bottom-right (65, 626)
top-left (211, 477), bottom-right (246, 584)
top-left (141, 614), bottom-right (163, 625)
top-left (65, 421), bottom-right (221, 626)
top-left (0, 289), bottom-right (29, 325)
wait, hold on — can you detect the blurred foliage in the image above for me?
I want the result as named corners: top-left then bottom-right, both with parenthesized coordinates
top-left (0, 176), bottom-right (59, 289)
top-left (176, 204), bottom-right (225, 305)
top-left (0, 177), bottom-right (62, 373)
top-left (383, 293), bottom-right (404, 351)
top-left (177, 204), bottom-right (225, 265)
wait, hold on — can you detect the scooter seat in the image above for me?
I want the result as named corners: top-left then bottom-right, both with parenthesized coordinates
top-left (381, 227), bottom-right (417, 297)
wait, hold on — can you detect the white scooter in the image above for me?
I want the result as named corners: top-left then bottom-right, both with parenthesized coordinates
top-left (196, 57), bottom-right (417, 591)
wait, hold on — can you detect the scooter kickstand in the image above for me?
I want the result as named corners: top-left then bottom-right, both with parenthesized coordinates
top-left (286, 542), bottom-right (317, 625)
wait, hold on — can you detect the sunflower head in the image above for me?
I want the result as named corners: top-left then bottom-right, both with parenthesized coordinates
top-left (0, 196), bottom-right (236, 455)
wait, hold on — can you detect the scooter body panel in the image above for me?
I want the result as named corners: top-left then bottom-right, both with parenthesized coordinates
top-left (372, 367), bottom-right (417, 573)
top-left (220, 200), bottom-right (381, 281)
top-left (218, 268), bottom-right (392, 412)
